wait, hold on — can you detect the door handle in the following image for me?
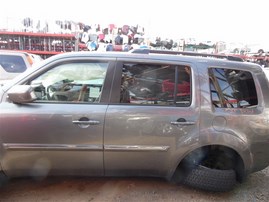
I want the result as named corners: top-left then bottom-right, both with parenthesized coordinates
top-left (171, 118), bottom-right (195, 126)
top-left (171, 121), bottom-right (195, 126)
top-left (72, 120), bottom-right (100, 125)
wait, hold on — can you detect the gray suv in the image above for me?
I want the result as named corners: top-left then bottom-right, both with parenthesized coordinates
top-left (0, 49), bottom-right (269, 192)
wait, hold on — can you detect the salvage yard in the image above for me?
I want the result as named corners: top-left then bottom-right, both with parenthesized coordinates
top-left (0, 166), bottom-right (268, 202)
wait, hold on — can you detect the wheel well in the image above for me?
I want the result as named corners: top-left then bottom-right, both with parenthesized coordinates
top-left (174, 145), bottom-right (246, 182)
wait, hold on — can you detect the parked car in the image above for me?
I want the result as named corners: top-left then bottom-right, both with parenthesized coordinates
top-left (0, 49), bottom-right (269, 192)
top-left (0, 50), bottom-right (34, 85)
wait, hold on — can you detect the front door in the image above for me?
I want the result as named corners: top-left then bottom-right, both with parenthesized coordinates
top-left (0, 59), bottom-right (113, 177)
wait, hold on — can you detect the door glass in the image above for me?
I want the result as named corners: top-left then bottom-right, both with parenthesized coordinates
top-left (120, 63), bottom-right (191, 106)
top-left (209, 68), bottom-right (258, 108)
top-left (30, 62), bottom-right (108, 103)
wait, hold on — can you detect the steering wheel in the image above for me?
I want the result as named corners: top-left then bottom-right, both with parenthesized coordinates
top-left (46, 85), bottom-right (57, 100)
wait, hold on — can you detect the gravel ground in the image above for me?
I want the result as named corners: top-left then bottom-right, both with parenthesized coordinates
top-left (0, 167), bottom-right (268, 202)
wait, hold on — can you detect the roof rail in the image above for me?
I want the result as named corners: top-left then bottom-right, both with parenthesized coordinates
top-left (129, 49), bottom-right (244, 62)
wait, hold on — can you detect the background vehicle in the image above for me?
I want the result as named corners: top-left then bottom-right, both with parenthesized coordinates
top-left (0, 50), bottom-right (269, 192)
top-left (0, 50), bottom-right (33, 85)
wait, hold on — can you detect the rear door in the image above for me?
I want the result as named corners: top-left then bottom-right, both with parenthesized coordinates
top-left (104, 60), bottom-right (200, 177)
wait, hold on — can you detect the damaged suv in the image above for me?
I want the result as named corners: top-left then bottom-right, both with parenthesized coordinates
top-left (0, 49), bottom-right (269, 192)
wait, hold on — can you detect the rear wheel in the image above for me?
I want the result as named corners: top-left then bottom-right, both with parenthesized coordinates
top-left (181, 165), bottom-right (236, 192)
top-left (175, 146), bottom-right (239, 192)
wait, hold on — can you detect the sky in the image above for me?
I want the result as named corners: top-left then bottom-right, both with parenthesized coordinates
top-left (1, 0), bottom-right (269, 50)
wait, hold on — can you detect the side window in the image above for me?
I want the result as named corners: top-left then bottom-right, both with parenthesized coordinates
top-left (120, 63), bottom-right (191, 106)
top-left (30, 62), bottom-right (108, 103)
top-left (209, 68), bottom-right (258, 108)
top-left (0, 55), bottom-right (27, 73)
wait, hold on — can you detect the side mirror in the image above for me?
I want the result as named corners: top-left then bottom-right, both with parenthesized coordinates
top-left (7, 85), bottom-right (37, 104)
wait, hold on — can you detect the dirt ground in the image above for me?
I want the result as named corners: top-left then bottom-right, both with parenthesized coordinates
top-left (0, 167), bottom-right (269, 202)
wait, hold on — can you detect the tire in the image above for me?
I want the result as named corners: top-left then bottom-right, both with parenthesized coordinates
top-left (181, 165), bottom-right (236, 192)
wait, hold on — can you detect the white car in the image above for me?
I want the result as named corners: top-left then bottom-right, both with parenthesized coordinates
top-left (0, 50), bottom-right (33, 85)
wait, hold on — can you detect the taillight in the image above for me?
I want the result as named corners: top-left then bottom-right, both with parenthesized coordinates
top-left (26, 55), bottom-right (34, 66)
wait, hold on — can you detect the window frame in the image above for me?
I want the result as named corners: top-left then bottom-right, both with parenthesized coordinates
top-left (209, 67), bottom-right (258, 109)
top-left (110, 60), bottom-right (192, 107)
top-left (25, 59), bottom-right (116, 104)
